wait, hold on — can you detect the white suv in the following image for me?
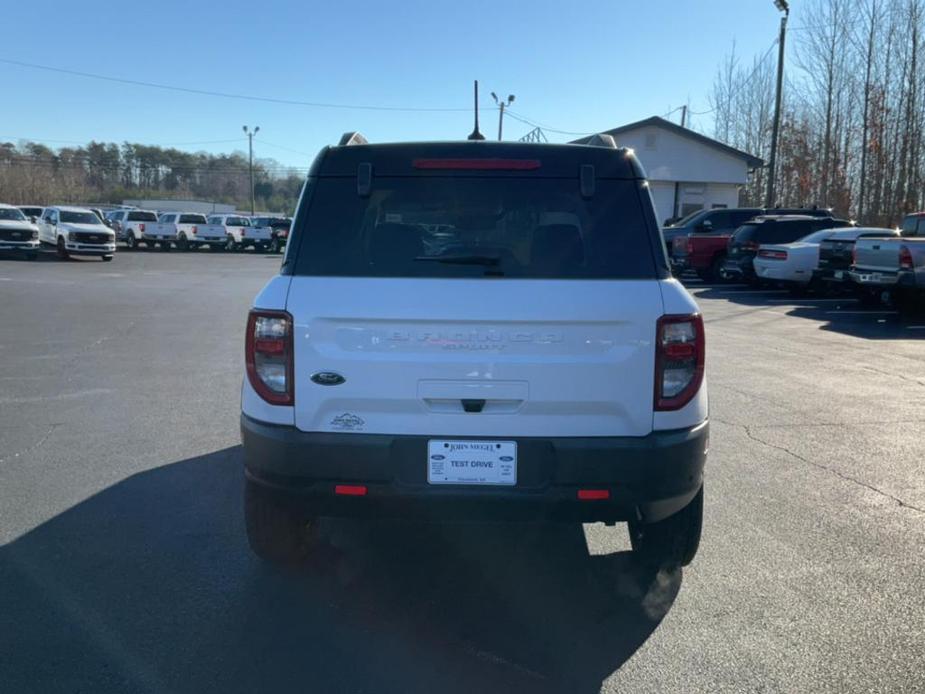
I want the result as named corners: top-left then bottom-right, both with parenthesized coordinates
top-left (241, 135), bottom-right (708, 568)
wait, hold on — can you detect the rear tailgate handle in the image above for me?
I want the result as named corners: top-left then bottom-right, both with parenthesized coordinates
top-left (461, 399), bottom-right (485, 413)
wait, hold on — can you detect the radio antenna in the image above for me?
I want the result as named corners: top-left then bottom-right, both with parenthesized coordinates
top-left (467, 80), bottom-right (486, 141)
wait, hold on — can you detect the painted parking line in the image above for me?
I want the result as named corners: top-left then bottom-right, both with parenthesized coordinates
top-left (768, 298), bottom-right (858, 303)
top-left (824, 310), bottom-right (898, 315)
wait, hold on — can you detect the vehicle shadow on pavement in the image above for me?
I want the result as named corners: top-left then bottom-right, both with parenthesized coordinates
top-left (691, 285), bottom-right (925, 339)
top-left (0, 446), bottom-right (680, 694)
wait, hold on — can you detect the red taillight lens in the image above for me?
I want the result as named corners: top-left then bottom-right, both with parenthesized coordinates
top-left (744, 241), bottom-right (760, 251)
top-left (412, 158), bottom-right (542, 170)
top-left (335, 485), bottom-right (368, 496)
top-left (241, 228), bottom-right (247, 236)
top-left (899, 245), bottom-right (913, 270)
top-left (758, 249), bottom-right (788, 260)
top-left (655, 314), bottom-right (705, 411)
top-left (686, 236), bottom-right (694, 254)
top-left (191, 226), bottom-right (198, 235)
top-left (139, 223), bottom-right (145, 232)
top-left (245, 310), bottom-right (293, 406)
top-left (577, 489), bottom-right (610, 500)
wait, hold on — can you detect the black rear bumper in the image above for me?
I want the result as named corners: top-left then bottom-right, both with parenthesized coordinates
top-left (241, 416), bottom-right (708, 524)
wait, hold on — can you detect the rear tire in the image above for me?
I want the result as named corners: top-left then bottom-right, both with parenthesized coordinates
top-left (177, 234), bottom-right (189, 251)
top-left (102, 255), bottom-right (113, 262)
top-left (244, 479), bottom-right (314, 565)
top-left (709, 255), bottom-right (726, 283)
top-left (56, 236), bottom-right (69, 260)
top-left (629, 486), bottom-right (703, 569)
top-left (126, 233), bottom-right (138, 250)
top-left (225, 236), bottom-right (237, 252)
top-left (269, 237), bottom-right (282, 254)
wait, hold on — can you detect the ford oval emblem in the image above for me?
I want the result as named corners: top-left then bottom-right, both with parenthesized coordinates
top-left (499, 455), bottom-right (514, 462)
top-left (310, 372), bottom-right (345, 386)
top-left (431, 454), bottom-right (446, 461)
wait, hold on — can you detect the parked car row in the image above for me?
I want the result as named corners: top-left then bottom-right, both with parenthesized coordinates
top-left (102, 210), bottom-right (290, 253)
top-left (667, 210), bottom-right (925, 309)
top-left (0, 203), bottom-right (292, 261)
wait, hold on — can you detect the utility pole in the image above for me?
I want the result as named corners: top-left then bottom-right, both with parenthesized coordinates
top-left (243, 125), bottom-right (259, 215)
top-left (766, 0), bottom-right (789, 208)
top-left (490, 92), bottom-right (515, 141)
top-left (681, 104), bottom-right (688, 128)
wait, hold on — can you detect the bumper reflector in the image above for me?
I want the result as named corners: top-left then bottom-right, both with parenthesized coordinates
top-left (577, 489), bottom-right (610, 501)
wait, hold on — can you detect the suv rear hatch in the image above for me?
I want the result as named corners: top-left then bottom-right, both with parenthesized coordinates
top-left (284, 151), bottom-right (664, 438)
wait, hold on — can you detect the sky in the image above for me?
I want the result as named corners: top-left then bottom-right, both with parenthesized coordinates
top-left (1, 0), bottom-right (800, 170)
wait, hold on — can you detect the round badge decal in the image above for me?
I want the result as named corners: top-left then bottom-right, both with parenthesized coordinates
top-left (310, 372), bottom-right (346, 386)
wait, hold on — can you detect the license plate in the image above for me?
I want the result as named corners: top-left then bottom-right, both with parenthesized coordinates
top-left (834, 270), bottom-right (844, 280)
top-left (427, 440), bottom-right (516, 485)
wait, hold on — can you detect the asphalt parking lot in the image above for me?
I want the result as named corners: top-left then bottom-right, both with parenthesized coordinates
top-left (1, 249), bottom-right (923, 693)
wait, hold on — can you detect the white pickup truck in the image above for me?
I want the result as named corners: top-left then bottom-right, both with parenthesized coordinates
top-left (141, 213), bottom-right (210, 251)
top-left (850, 212), bottom-right (925, 304)
top-left (206, 214), bottom-right (272, 251)
top-left (105, 209), bottom-right (159, 250)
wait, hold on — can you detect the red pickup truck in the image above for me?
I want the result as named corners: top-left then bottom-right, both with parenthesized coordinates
top-left (672, 233), bottom-right (733, 281)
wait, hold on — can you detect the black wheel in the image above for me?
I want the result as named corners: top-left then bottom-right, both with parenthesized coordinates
top-left (225, 236), bottom-right (237, 252)
top-left (269, 237), bottom-right (282, 254)
top-left (177, 234), bottom-right (189, 251)
top-left (56, 236), bottom-right (70, 259)
top-left (629, 486), bottom-right (703, 569)
top-left (102, 255), bottom-right (113, 262)
top-left (244, 479), bottom-right (314, 565)
top-left (126, 233), bottom-right (137, 250)
top-left (709, 255), bottom-right (726, 283)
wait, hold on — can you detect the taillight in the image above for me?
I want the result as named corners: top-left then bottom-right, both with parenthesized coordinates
top-left (686, 236), bottom-right (694, 254)
top-left (758, 249), bottom-right (788, 260)
top-left (655, 314), bottom-right (705, 411)
top-left (191, 225), bottom-right (198, 235)
top-left (744, 241), bottom-right (760, 252)
top-left (245, 310), bottom-right (293, 406)
top-left (139, 223), bottom-right (145, 232)
top-left (851, 244), bottom-right (858, 266)
top-left (241, 228), bottom-right (247, 237)
top-left (899, 245), bottom-right (913, 270)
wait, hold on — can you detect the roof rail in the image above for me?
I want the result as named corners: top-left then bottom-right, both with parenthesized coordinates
top-left (584, 133), bottom-right (618, 149)
top-left (338, 132), bottom-right (369, 146)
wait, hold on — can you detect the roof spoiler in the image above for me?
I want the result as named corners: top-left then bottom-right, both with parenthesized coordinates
top-left (584, 133), bottom-right (618, 149)
top-left (338, 132), bottom-right (369, 146)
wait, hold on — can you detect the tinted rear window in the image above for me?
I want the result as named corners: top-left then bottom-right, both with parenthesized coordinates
top-left (178, 214), bottom-right (206, 224)
top-left (128, 211), bottom-right (158, 222)
top-left (226, 217), bottom-right (250, 226)
top-left (290, 177), bottom-right (656, 279)
top-left (736, 221), bottom-right (815, 244)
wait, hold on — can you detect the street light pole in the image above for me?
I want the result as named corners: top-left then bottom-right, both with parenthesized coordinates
top-left (243, 125), bottom-right (260, 215)
top-left (490, 92), bottom-right (516, 141)
top-left (765, 0), bottom-right (789, 208)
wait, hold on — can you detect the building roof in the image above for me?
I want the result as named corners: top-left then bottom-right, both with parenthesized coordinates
top-left (571, 116), bottom-right (764, 169)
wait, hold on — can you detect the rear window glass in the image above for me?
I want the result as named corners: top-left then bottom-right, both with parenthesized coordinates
top-left (226, 217), bottom-right (250, 226)
top-left (290, 177), bottom-right (656, 279)
top-left (128, 211), bottom-right (158, 222)
top-left (178, 214), bottom-right (206, 224)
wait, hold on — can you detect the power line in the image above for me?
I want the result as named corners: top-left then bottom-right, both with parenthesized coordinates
top-left (0, 57), bottom-right (473, 113)
top-left (1, 134), bottom-right (247, 148)
top-left (503, 110), bottom-right (594, 137)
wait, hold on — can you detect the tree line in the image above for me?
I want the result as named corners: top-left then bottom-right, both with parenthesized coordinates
top-left (710, 0), bottom-right (923, 226)
top-left (0, 140), bottom-right (306, 214)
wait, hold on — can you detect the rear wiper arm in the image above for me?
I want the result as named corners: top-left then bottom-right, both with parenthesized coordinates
top-left (414, 254), bottom-right (501, 266)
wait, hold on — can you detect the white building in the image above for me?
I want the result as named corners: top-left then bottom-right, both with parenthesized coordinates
top-left (122, 199), bottom-right (235, 215)
top-left (573, 116), bottom-right (763, 225)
